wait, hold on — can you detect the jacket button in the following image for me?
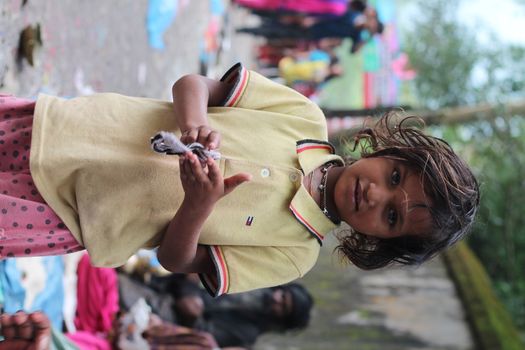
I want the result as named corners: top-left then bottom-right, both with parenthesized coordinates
top-left (289, 173), bottom-right (299, 182)
top-left (260, 168), bottom-right (270, 177)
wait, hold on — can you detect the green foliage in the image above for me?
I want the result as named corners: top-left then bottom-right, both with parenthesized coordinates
top-left (431, 115), bottom-right (525, 336)
top-left (473, 44), bottom-right (525, 102)
top-left (404, 0), bottom-right (525, 109)
top-left (404, 0), bottom-right (479, 109)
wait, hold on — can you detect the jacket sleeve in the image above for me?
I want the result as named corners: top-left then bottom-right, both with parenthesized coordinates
top-left (219, 63), bottom-right (326, 123)
top-left (199, 243), bottom-right (319, 297)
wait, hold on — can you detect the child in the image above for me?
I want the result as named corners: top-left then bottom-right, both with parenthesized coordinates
top-left (0, 63), bottom-right (479, 296)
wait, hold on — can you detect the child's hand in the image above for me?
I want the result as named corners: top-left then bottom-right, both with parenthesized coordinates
top-left (180, 125), bottom-right (220, 150)
top-left (179, 152), bottom-right (251, 208)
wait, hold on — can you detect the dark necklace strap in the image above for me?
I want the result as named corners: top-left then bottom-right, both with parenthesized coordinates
top-left (318, 161), bottom-right (340, 224)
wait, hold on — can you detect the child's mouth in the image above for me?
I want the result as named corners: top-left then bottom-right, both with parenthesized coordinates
top-left (354, 178), bottom-right (360, 211)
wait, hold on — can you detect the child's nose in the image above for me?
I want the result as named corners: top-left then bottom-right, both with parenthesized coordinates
top-left (367, 182), bottom-right (389, 208)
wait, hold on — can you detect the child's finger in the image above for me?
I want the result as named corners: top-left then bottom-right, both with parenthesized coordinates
top-left (196, 127), bottom-right (211, 146)
top-left (206, 130), bottom-right (221, 150)
top-left (0, 314), bottom-right (17, 339)
top-left (223, 173), bottom-right (252, 196)
top-left (13, 312), bottom-right (33, 339)
top-left (28, 312), bottom-right (51, 350)
top-left (179, 156), bottom-right (189, 178)
top-left (28, 311), bottom-right (50, 331)
top-left (180, 154), bottom-right (194, 181)
top-left (180, 129), bottom-right (197, 144)
top-left (179, 157), bottom-right (187, 180)
top-left (189, 154), bottom-right (209, 183)
top-left (207, 158), bottom-right (221, 184)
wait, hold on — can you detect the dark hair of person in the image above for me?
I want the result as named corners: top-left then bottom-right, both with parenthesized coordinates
top-left (323, 73), bottom-right (340, 83)
top-left (323, 57), bottom-right (342, 83)
top-left (335, 113), bottom-right (480, 270)
top-left (238, 284), bottom-right (313, 337)
top-left (376, 20), bottom-right (385, 34)
top-left (279, 283), bottom-right (314, 330)
top-left (329, 56), bottom-right (340, 66)
top-left (349, 0), bottom-right (367, 12)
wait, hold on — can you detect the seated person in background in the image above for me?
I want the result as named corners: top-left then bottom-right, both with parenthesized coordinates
top-left (119, 273), bottom-right (314, 349)
top-left (0, 310), bottom-right (243, 350)
top-left (191, 282), bottom-right (313, 348)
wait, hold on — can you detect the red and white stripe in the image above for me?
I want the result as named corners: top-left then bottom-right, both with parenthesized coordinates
top-left (201, 245), bottom-right (229, 296)
top-left (223, 65), bottom-right (249, 108)
top-left (289, 204), bottom-right (324, 244)
top-left (296, 141), bottom-right (334, 154)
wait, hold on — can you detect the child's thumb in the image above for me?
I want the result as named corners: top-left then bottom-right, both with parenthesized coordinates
top-left (223, 173), bottom-right (252, 196)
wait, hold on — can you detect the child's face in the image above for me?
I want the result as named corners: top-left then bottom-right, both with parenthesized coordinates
top-left (334, 157), bottom-right (432, 239)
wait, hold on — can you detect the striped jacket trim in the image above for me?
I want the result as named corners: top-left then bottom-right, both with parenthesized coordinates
top-left (296, 139), bottom-right (335, 154)
top-left (220, 63), bottom-right (249, 108)
top-left (289, 204), bottom-right (324, 245)
top-left (199, 245), bottom-right (229, 297)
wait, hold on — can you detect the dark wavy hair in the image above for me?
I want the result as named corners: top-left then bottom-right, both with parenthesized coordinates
top-left (336, 113), bottom-right (480, 270)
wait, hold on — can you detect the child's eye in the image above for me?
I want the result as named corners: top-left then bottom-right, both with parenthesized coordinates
top-left (391, 169), bottom-right (401, 186)
top-left (388, 208), bottom-right (398, 227)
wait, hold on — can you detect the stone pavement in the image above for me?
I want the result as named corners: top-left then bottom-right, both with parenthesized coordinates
top-left (0, 1), bottom-right (475, 349)
top-left (256, 236), bottom-right (475, 350)
top-left (0, 0), bottom-right (257, 98)
top-left (2, 0), bottom-right (204, 97)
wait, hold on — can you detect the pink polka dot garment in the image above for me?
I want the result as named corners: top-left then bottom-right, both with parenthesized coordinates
top-left (0, 94), bottom-right (84, 259)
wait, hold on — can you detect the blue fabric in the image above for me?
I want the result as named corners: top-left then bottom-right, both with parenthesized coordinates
top-left (0, 259), bottom-right (26, 312)
top-left (29, 257), bottom-right (65, 330)
top-left (210, 0), bottom-right (225, 15)
top-left (308, 50), bottom-right (331, 63)
top-left (51, 327), bottom-right (80, 350)
top-left (147, 0), bottom-right (178, 50)
top-left (0, 257), bottom-right (65, 330)
top-left (0, 274), bottom-right (4, 306)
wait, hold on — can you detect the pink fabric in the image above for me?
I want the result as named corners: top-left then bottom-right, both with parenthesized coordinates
top-left (66, 331), bottom-right (112, 350)
top-left (0, 94), bottom-right (84, 259)
top-left (74, 253), bottom-right (119, 335)
top-left (234, 0), bottom-right (347, 15)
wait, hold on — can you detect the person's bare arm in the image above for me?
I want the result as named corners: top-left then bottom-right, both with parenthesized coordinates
top-left (172, 74), bottom-right (232, 149)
